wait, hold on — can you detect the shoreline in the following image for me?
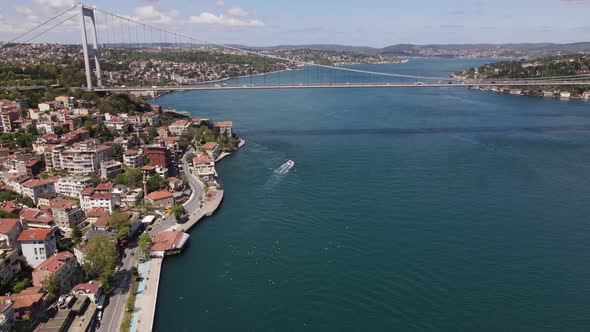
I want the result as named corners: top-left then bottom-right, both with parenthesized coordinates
top-left (132, 139), bottom-right (244, 331)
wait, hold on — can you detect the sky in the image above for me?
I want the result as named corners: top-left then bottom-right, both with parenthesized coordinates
top-left (2, 0), bottom-right (590, 47)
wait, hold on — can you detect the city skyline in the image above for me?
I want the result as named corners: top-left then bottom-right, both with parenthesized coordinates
top-left (2, 0), bottom-right (590, 47)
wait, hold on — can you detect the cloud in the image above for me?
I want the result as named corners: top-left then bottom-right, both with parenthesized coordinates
top-left (14, 5), bottom-right (33, 16)
top-left (35, 0), bottom-right (76, 13)
top-left (227, 7), bottom-right (249, 17)
top-left (215, 0), bottom-right (225, 6)
top-left (133, 6), bottom-right (178, 24)
top-left (189, 12), bottom-right (264, 27)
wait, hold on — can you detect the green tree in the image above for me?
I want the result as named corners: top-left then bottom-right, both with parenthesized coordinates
top-left (96, 123), bottom-right (114, 142)
top-left (185, 152), bottom-right (195, 163)
top-left (12, 278), bottom-right (32, 293)
top-left (108, 211), bottom-right (131, 241)
top-left (81, 235), bottom-right (119, 280)
top-left (171, 204), bottom-right (186, 223)
top-left (115, 167), bottom-right (143, 188)
top-left (71, 226), bottom-right (82, 246)
top-left (112, 143), bottom-right (123, 161)
top-left (147, 174), bottom-right (163, 193)
top-left (138, 233), bottom-right (152, 259)
top-left (41, 273), bottom-right (61, 301)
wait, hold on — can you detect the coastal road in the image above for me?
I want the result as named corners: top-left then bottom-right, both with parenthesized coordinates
top-left (97, 245), bottom-right (137, 332)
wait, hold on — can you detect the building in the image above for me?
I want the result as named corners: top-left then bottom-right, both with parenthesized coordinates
top-left (202, 142), bottom-right (221, 160)
top-left (582, 91), bottom-right (590, 100)
top-left (0, 218), bottom-right (22, 249)
top-left (145, 190), bottom-right (174, 209)
top-left (560, 91), bottom-right (571, 99)
top-left (17, 229), bottom-right (57, 268)
top-left (80, 187), bottom-right (115, 213)
top-left (123, 149), bottom-right (144, 168)
top-left (55, 176), bottom-right (93, 198)
top-left (142, 112), bottom-right (160, 126)
top-left (0, 301), bottom-right (15, 332)
top-left (169, 120), bottom-right (191, 136)
top-left (20, 179), bottom-right (56, 205)
top-left (100, 159), bottom-right (124, 180)
top-left (32, 251), bottom-right (80, 293)
top-left (105, 117), bottom-right (130, 133)
top-left (215, 121), bottom-right (233, 137)
top-left (0, 248), bottom-right (22, 283)
top-left (20, 207), bottom-right (56, 229)
top-left (70, 282), bottom-right (102, 303)
top-left (0, 287), bottom-right (45, 321)
top-left (84, 208), bottom-right (108, 224)
top-left (193, 153), bottom-right (216, 181)
top-left (51, 140), bottom-right (112, 175)
top-left (143, 145), bottom-right (171, 168)
top-left (150, 231), bottom-right (190, 257)
top-left (50, 200), bottom-right (84, 230)
top-left (0, 107), bottom-right (20, 133)
top-left (121, 188), bottom-right (144, 208)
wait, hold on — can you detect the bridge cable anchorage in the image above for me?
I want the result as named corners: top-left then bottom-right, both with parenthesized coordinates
top-left (0, 4), bottom-right (80, 49)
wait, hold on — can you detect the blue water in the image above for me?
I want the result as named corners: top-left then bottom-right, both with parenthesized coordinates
top-left (154, 58), bottom-right (590, 331)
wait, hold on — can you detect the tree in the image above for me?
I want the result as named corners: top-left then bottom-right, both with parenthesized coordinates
top-left (12, 278), bottom-right (32, 293)
top-left (81, 235), bottom-right (119, 280)
top-left (41, 273), bottom-right (61, 300)
top-left (171, 204), bottom-right (186, 223)
top-left (108, 211), bottom-right (131, 241)
top-left (96, 123), bottom-right (114, 142)
top-left (71, 227), bottom-right (82, 246)
top-left (147, 174), bottom-right (163, 193)
top-left (138, 233), bottom-right (152, 259)
top-left (185, 152), bottom-right (195, 163)
top-left (112, 143), bottom-right (123, 161)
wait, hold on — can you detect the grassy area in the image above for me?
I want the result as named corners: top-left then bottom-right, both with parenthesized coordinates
top-left (120, 267), bottom-right (140, 332)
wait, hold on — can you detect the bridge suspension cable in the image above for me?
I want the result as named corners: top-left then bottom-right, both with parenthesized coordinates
top-left (0, 5), bottom-right (80, 49)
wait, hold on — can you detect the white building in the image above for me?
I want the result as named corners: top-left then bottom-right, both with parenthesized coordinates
top-left (51, 140), bottom-right (112, 175)
top-left (100, 159), bottom-right (123, 180)
top-left (17, 228), bottom-right (57, 268)
top-left (55, 176), bottom-right (94, 198)
top-left (169, 120), bottom-right (191, 136)
top-left (123, 149), bottom-right (144, 168)
top-left (20, 179), bottom-right (56, 205)
top-left (80, 187), bottom-right (115, 213)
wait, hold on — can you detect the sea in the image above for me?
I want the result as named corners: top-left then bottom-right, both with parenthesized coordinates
top-left (153, 58), bottom-right (590, 331)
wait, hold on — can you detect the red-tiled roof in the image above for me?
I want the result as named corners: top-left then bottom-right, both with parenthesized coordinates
top-left (168, 177), bottom-right (182, 184)
top-left (124, 149), bottom-right (140, 155)
top-left (170, 120), bottom-right (189, 127)
top-left (81, 187), bottom-right (95, 195)
top-left (34, 251), bottom-right (74, 273)
top-left (94, 214), bottom-right (110, 227)
top-left (215, 121), bottom-right (233, 127)
top-left (20, 208), bottom-right (54, 224)
top-left (147, 190), bottom-right (173, 201)
top-left (202, 142), bottom-right (219, 150)
top-left (18, 228), bottom-right (52, 241)
top-left (22, 179), bottom-right (54, 188)
top-left (90, 193), bottom-right (112, 200)
top-left (0, 287), bottom-right (44, 310)
top-left (151, 231), bottom-right (184, 252)
top-left (193, 154), bottom-right (212, 164)
top-left (71, 282), bottom-right (101, 294)
top-left (95, 182), bottom-right (114, 190)
top-left (86, 207), bottom-right (107, 217)
top-left (0, 218), bottom-right (19, 234)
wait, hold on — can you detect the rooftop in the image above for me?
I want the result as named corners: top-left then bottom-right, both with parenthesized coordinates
top-left (147, 190), bottom-right (173, 201)
top-left (215, 121), bottom-right (233, 127)
top-left (202, 142), bottom-right (219, 150)
top-left (34, 251), bottom-right (74, 273)
top-left (70, 282), bottom-right (101, 295)
top-left (0, 286), bottom-right (44, 309)
top-left (151, 231), bottom-right (189, 253)
top-left (18, 228), bottom-right (52, 242)
top-left (0, 218), bottom-right (19, 234)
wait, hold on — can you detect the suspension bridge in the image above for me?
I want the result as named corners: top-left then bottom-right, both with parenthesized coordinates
top-left (2, 4), bottom-right (590, 92)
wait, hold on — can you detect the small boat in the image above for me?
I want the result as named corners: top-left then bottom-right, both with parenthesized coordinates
top-left (275, 160), bottom-right (295, 174)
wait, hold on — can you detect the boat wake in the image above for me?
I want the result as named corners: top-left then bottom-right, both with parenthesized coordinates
top-left (275, 160), bottom-right (295, 174)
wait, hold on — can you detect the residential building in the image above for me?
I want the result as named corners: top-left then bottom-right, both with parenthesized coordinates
top-left (105, 117), bottom-right (129, 134)
top-left (20, 207), bottom-right (56, 229)
top-left (145, 190), bottom-right (174, 209)
top-left (215, 121), bottom-right (233, 137)
top-left (582, 91), bottom-right (590, 100)
top-left (202, 142), bottom-right (221, 160)
top-left (142, 112), bottom-right (160, 126)
top-left (0, 249), bottom-right (22, 283)
top-left (20, 179), bottom-right (55, 205)
top-left (52, 140), bottom-right (112, 175)
top-left (560, 91), bottom-right (571, 99)
top-left (100, 159), bottom-right (123, 180)
top-left (123, 149), bottom-right (144, 168)
top-left (143, 144), bottom-right (171, 168)
top-left (50, 201), bottom-right (84, 230)
top-left (32, 251), bottom-right (80, 293)
top-left (84, 208), bottom-right (108, 224)
top-left (0, 107), bottom-right (20, 133)
top-left (80, 187), bottom-right (115, 213)
top-left (121, 188), bottom-right (144, 208)
top-left (0, 218), bottom-right (22, 249)
top-left (17, 229), bottom-right (57, 268)
top-left (0, 301), bottom-right (15, 332)
top-left (168, 177), bottom-right (184, 191)
top-left (55, 176), bottom-right (93, 198)
top-left (0, 287), bottom-right (45, 322)
top-left (169, 120), bottom-right (191, 136)
top-left (70, 282), bottom-right (102, 303)
top-left (193, 153), bottom-right (216, 181)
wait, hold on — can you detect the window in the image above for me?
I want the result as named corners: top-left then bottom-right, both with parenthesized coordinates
top-left (34, 248), bottom-right (38, 255)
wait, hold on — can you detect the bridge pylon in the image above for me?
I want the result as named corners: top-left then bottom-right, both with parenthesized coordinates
top-left (79, 5), bottom-right (102, 89)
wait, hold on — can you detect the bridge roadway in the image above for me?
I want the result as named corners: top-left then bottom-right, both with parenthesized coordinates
top-left (93, 80), bottom-right (590, 92)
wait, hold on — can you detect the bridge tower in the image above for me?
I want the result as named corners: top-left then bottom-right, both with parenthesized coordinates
top-left (79, 5), bottom-right (102, 89)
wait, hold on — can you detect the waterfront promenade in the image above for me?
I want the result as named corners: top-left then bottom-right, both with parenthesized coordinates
top-left (130, 144), bottom-right (235, 331)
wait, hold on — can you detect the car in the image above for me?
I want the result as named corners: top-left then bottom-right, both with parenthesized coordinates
top-left (447, 81), bottom-right (453, 84)
top-left (147, 227), bottom-right (152, 232)
top-left (114, 266), bottom-right (120, 272)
